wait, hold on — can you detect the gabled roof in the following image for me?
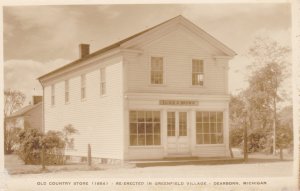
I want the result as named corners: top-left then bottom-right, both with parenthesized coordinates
top-left (6, 102), bottom-right (42, 119)
top-left (38, 15), bottom-right (236, 82)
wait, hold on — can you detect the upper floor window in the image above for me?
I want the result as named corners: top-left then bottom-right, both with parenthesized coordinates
top-left (100, 68), bottom-right (106, 95)
top-left (65, 80), bottom-right (69, 103)
top-left (192, 59), bottom-right (204, 86)
top-left (151, 57), bottom-right (163, 84)
top-left (51, 84), bottom-right (55, 106)
top-left (81, 74), bottom-right (86, 100)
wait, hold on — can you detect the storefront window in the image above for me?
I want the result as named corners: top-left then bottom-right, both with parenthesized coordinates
top-left (129, 111), bottom-right (161, 146)
top-left (196, 111), bottom-right (223, 144)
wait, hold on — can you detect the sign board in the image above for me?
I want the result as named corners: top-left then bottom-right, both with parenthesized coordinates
top-left (159, 100), bottom-right (199, 106)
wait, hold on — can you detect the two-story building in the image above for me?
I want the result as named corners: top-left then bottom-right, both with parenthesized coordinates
top-left (38, 15), bottom-right (236, 162)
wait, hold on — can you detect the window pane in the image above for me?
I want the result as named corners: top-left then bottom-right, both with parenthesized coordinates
top-left (146, 135), bottom-right (153, 145)
top-left (137, 111), bottom-right (145, 122)
top-left (217, 112), bottom-right (223, 122)
top-left (211, 134), bottom-right (217, 144)
top-left (138, 135), bottom-right (145, 145)
top-left (130, 123), bottom-right (137, 134)
top-left (154, 135), bottom-right (161, 145)
top-left (154, 123), bottom-right (160, 133)
top-left (167, 112), bottom-right (175, 137)
top-left (151, 57), bottom-right (163, 84)
top-left (204, 134), bottom-right (210, 144)
top-left (153, 111), bottom-right (160, 122)
top-left (130, 135), bottom-right (137, 146)
top-left (203, 112), bottom-right (209, 122)
top-left (196, 134), bottom-right (203, 144)
top-left (179, 112), bottom-right (187, 136)
top-left (196, 123), bottom-right (202, 133)
top-left (217, 123), bottom-right (223, 133)
top-left (146, 123), bottom-right (153, 133)
top-left (217, 134), bottom-right (223, 144)
top-left (130, 111), bottom-right (137, 122)
top-left (210, 123), bottom-right (216, 133)
top-left (203, 123), bottom-right (209, 133)
top-left (146, 111), bottom-right (152, 122)
top-left (196, 112), bottom-right (202, 122)
top-left (138, 123), bottom-right (145, 134)
top-left (209, 112), bottom-right (216, 123)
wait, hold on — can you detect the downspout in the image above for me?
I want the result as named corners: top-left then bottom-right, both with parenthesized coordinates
top-left (38, 79), bottom-right (45, 133)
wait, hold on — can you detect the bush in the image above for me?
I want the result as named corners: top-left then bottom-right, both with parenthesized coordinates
top-left (17, 128), bottom-right (65, 165)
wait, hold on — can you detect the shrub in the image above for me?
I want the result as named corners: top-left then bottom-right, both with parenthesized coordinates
top-left (17, 128), bottom-right (66, 165)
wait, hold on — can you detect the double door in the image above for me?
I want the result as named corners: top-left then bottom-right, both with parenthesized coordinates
top-left (166, 111), bottom-right (190, 155)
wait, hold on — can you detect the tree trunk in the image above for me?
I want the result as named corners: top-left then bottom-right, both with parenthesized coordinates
top-left (229, 143), bottom-right (234, 158)
top-left (272, 97), bottom-right (277, 155)
top-left (41, 147), bottom-right (46, 170)
top-left (4, 118), bottom-right (7, 154)
top-left (243, 122), bottom-right (248, 162)
top-left (88, 144), bottom-right (91, 166)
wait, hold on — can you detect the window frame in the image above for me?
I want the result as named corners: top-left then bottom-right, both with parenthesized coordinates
top-left (129, 110), bottom-right (161, 146)
top-left (192, 59), bottom-right (204, 86)
top-left (65, 79), bottom-right (70, 104)
top-left (81, 74), bottom-right (86, 100)
top-left (195, 111), bottom-right (224, 145)
top-left (51, 84), bottom-right (55, 106)
top-left (149, 56), bottom-right (165, 85)
top-left (100, 68), bottom-right (106, 96)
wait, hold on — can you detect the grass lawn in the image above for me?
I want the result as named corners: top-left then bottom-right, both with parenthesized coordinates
top-left (5, 150), bottom-right (293, 176)
top-left (4, 154), bottom-right (133, 175)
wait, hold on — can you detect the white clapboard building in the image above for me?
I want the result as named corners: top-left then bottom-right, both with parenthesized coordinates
top-left (38, 16), bottom-right (236, 162)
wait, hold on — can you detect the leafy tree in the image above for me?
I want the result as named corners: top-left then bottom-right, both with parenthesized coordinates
top-left (62, 124), bottom-right (78, 150)
top-left (229, 93), bottom-right (252, 160)
top-left (17, 127), bottom-right (66, 166)
top-left (276, 106), bottom-right (293, 160)
top-left (4, 89), bottom-right (26, 154)
top-left (247, 36), bottom-right (290, 155)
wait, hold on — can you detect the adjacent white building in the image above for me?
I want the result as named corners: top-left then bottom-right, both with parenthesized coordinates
top-left (38, 15), bottom-right (236, 162)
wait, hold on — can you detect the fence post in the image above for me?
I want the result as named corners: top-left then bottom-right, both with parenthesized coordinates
top-left (41, 146), bottom-right (46, 170)
top-left (88, 144), bottom-right (91, 166)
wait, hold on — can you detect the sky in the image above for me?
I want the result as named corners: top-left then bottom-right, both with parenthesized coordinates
top-left (3, 3), bottom-right (292, 106)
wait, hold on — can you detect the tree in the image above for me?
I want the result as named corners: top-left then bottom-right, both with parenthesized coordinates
top-left (276, 106), bottom-right (293, 160)
top-left (248, 36), bottom-right (290, 155)
top-left (229, 93), bottom-right (251, 161)
top-left (4, 89), bottom-right (26, 154)
top-left (62, 124), bottom-right (78, 150)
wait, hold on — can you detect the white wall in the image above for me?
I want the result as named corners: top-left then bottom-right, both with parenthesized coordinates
top-left (124, 95), bottom-right (230, 160)
top-left (44, 56), bottom-right (124, 160)
top-left (126, 27), bottom-right (229, 95)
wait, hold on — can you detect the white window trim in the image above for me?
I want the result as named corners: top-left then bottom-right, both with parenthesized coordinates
top-left (81, 74), bottom-right (86, 101)
top-left (148, 55), bottom-right (167, 86)
top-left (191, 58), bottom-right (205, 87)
top-left (195, 110), bottom-right (225, 145)
top-left (128, 110), bottom-right (162, 146)
top-left (100, 68), bottom-right (106, 96)
top-left (65, 80), bottom-right (70, 104)
top-left (51, 84), bottom-right (55, 107)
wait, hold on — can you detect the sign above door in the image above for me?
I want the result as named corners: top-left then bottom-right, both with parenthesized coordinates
top-left (159, 100), bottom-right (199, 106)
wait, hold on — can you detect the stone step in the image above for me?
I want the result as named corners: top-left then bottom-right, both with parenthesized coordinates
top-left (129, 158), bottom-right (244, 167)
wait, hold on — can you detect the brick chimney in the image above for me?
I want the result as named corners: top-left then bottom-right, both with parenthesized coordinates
top-left (79, 44), bottom-right (90, 58)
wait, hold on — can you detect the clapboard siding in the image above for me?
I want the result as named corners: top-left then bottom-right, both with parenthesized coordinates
top-left (126, 147), bottom-right (165, 160)
top-left (44, 57), bottom-right (124, 159)
top-left (193, 145), bottom-right (227, 157)
top-left (25, 104), bottom-right (42, 131)
top-left (126, 27), bottom-right (228, 95)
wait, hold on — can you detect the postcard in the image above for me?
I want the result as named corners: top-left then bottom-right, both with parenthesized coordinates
top-left (1, 1), bottom-right (299, 191)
